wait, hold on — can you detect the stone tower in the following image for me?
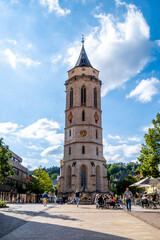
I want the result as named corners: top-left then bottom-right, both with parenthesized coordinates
top-left (58, 38), bottom-right (109, 197)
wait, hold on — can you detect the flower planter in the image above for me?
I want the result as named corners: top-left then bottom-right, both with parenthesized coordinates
top-left (79, 200), bottom-right (91, 205)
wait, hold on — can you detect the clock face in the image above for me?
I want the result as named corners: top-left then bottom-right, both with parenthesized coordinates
top-left (80, 130), bottom-right (87, 137)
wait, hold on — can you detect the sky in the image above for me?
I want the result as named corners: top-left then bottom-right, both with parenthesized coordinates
top-left (0, 0), bottom-right (160, 170)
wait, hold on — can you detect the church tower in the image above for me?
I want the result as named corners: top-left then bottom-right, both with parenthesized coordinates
top-left (58, 38), bottom-right (109, 197)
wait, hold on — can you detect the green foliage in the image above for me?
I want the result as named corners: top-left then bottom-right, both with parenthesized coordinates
top-left (29, 166), bottom-right (60, 181)
top-left (138, 113), bottom-right (160, 178)
top-left (107, 162), bottom-right (140, 182)
top-left (111, 183), bottom-right (117, 194)
top-left (117, 175), bottom-right (140, 195)
top-left (0, 138), bottom-right (14, 183)
top-left (0, 201), bottom-right (7, 207)
top-left (51, 173), bottom-right (58, 180)
top-left (27, 168), bottom-right (53, 196)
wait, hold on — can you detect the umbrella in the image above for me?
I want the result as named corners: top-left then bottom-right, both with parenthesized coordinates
top-left (130, 177), bottom-right (151, 187)
top-left (137, 184), bottom-right (150, 188)
top-left (149, 178), bottom-right (160, 187)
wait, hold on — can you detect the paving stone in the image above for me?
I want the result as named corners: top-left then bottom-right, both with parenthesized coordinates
top-left (0, 204), bottom-right (160, 240)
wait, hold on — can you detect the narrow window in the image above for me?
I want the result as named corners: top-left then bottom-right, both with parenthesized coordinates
top-left (82, 110), bottom-right (85, 121)
top-left (69, 147), bottom-right (71, 155)
top-left (69, 129), bottom-right (71, 137)
top-left (81, 166), bottom-right (86, 188)
top-left (96, 147), bottom-right (98, 155)
top-left (82, 146), bottom-right (85, 154)
top-left (96, 130), bottom-right (98, 139)
top-left (94, 88), bottom-right (97, 108)
top-left (70, 88), bottom-right (73, 108)
top-left (81, 86), bottom-right (86, 106)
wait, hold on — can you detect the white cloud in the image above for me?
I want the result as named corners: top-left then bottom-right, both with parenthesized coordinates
top-left (107, 134), bottom-right (121, 140)
top-left (126, 77), bottom-right (160, 103)
top-left (41, 145), bottom-right (62, 156)
top-left (17, 118), bottom-right (64, 145)
top-left (22, 157), bottom-right (39, 170)
top-left (65, 1), bottom-right (152, 96)
top-left (104, 138), bottom-right (141, 163)
top-left (156, 40), bottom-right (160, 47)
top-left (107, 134), bottom-right (141, 143)
top-left (26, 145), bottom-right (43, 151)
top-left (4, 48), bottom-right (40, 69)
top-left (39, 158), bottom-right (49, 164)
top-left (142, 123), bottom-right (153, 132)
top-left (0, 122), bottom-right (18, 134)
top-left (127, 136), bottom-right (141, 142)
top-left (39, 0), bottom-right (70, 16)
top-left (131, 159), bottom-right (139, 163)
top-left (6, 39), bottom-right (17, 45)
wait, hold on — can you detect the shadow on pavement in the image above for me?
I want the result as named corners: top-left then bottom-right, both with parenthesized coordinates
top-left (0, 213), bottom-right (26, 239)
top-left (2, 209), bottom-right (79, 221)
top-left (1, 220), bottom-right (132, 240)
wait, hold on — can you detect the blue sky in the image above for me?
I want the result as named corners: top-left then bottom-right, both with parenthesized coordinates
top-left (0, 0), bottom-right (160, 169)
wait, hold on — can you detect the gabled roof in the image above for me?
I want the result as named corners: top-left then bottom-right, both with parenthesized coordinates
top-left (75, 38), bottom-right (92, 67)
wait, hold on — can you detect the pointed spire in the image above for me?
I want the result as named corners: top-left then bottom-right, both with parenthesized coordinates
top-left (75, 35), bottom-right (92, 68)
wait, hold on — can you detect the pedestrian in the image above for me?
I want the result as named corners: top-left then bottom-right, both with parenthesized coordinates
top-left (75, 190), bottom-right (80, 207)
top-left (123, 187), bottom-right (133, 211)
top-left (62, 195), bottom-right (65, 204)
top-left (42, 191), bottom-right (49, 207)
top-left (18, 196), bottom-right (21, 203)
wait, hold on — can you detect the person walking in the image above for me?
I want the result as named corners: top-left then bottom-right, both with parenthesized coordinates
top-left (75, 190), bottom-right (80, 207)
top-left (123, 187), bottom-right (133, 211)
top-left (42, 191), bottom-right (49, 207)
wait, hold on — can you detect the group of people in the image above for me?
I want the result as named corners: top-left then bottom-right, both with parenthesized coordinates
top-left (141, 193), bottom-right (158, 208)
top-left (43, 187), bottom-right (147, 211)
top-left (95, 188), bottom-right (133, 210)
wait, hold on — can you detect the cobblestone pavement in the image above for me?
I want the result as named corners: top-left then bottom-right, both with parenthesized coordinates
top-left (0, 204), bottom-right (160, 240)
top-left (0, 203), bottom-right (52, 238)
top-left (127, 205), bottom-right (160, 230)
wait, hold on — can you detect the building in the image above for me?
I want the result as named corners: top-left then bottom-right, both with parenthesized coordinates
top-left (0, 150), bottom-right (28, 202)
top-left (58, 38), bottom-right (109, 198)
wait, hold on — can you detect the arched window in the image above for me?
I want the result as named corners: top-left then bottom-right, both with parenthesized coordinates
top-left (94, 88), bottom-right (97, 108)
top-left (81, 166), bottom-right (86, 188)
top-left (70, 88), bottom-right (73, 108)
top-left (82, 146), bottom-right (85, 154)
top-left (81, 86), bottom-right (86, 106)
top-left (96, 147), bottom-right (98, 155)
top-left (96, 165), bottom-right (101, 192)
top-left (96, 130), bottom-right (98, 139)
top-left (82, 110), bottom-right (85, 121)
top-left (69, 147), bottom-right (71, 155)
top-left (66, 165), bottom-right (71, 189)
top-left (69, 129), bottom-right (71, 137)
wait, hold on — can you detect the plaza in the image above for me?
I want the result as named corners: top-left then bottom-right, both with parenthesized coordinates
top-left (0, 204), bottom-right (160, 240)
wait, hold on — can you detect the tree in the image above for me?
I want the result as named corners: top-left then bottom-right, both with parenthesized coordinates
top-left (138, 113), bottom-right (160, 178)
top-left (0, 138), bottom-right (14, 183)
top-left (27, 168), bottom-right (53, 196)
top-left (117, 175), bottom-right (140, 196)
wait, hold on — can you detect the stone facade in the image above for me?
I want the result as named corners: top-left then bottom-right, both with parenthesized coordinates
top-left (58, 41), bottom-right (109, 197)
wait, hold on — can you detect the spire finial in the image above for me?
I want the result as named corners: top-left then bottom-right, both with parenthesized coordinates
top-left (81, 34), bottom-right (84, 46)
